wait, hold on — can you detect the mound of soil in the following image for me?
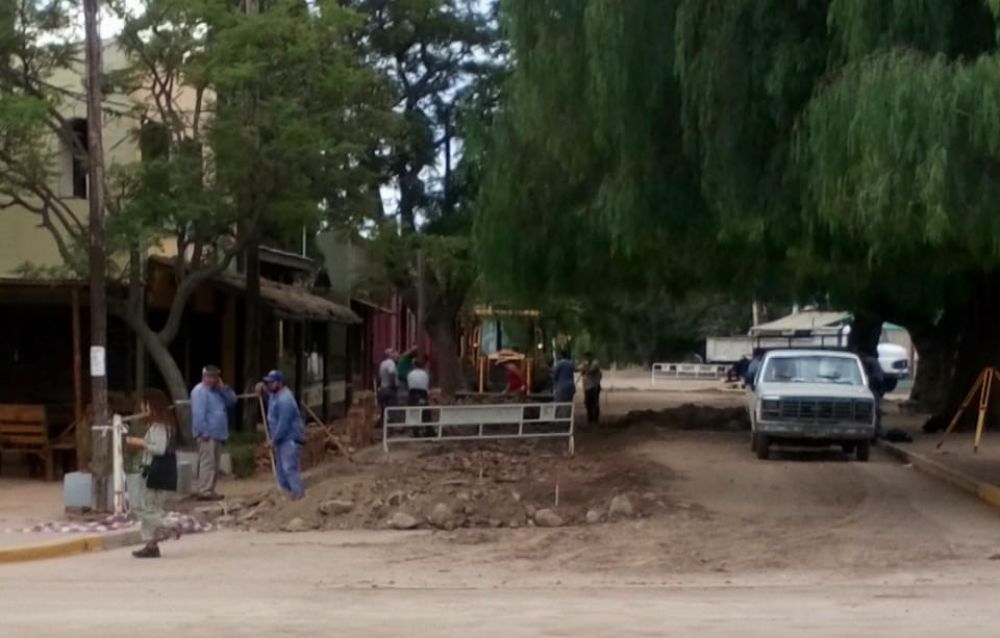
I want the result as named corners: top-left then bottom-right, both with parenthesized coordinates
top-left (615, 404), bottom-right (749, 431)
top-left (237, 437), bottom-right (673, 533)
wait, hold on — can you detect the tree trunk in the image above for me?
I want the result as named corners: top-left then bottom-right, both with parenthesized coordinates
top-left (426, 312), bottom-right (464, 397)
top-left (909, 321), bottom-right (956, 417)
top-left (848, 311), bottom-right (882, 356)
top-left (242, 237), bottom-right (261, 431)
top-left (117, 308), bottom-right (191, 435)
top-left (924, 274), bottom-right (1000, 432)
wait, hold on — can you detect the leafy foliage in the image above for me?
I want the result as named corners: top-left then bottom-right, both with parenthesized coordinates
top-left (476, 0), bottom-right (1000, 323)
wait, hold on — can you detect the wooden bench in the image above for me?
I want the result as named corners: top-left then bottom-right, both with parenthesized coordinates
top-left (0, 404), bottom-right (70, 481)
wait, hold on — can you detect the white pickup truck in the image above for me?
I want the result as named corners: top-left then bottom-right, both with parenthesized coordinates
top-left (746, 349), bottom-right (878, 461)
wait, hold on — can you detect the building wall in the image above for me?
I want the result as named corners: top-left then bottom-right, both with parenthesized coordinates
top-left (0, 41), bottom-right (194, 277)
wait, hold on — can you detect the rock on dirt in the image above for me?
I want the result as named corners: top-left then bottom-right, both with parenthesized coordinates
top-left (586, 508), bottom-right (603, 524)
top-left (428, 503), bottom-right (456, 530)
top-left (194, 504), bottom-right (226, 518)
top-left (319, 499), bottom-right (355, 516)
top-left (388, 511), bottom-right (421, 530)
top-left (283, 517), bottom-right (311, 533)
top-left (387, 491), bottom-right (407, 507)
top-left (609, 495), bottom-right (634, 519)
top-left (534, 509), bottom-right (564, 528)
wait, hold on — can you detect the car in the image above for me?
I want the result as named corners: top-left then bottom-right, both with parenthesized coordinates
top-left (746, 349), bottom-right (878, 461)
top-left (877, 342), bottom-right (909, 380)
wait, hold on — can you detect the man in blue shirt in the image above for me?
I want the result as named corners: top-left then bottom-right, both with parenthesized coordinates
top-left (257, 370), bottom-right (306, 500)
top-left (190, 365), bottom-right (237, 501)
top-left (552, 350), bottom-right (576, 403)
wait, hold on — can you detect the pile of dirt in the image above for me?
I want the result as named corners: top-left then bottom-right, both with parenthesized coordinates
top-left (615, 403), bottom-right (749, 431)
top-left (234, 438), bottom-right (673, 533)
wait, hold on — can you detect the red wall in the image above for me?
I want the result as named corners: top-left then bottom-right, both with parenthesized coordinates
top-left (367, 295), bottom-right (436, 384)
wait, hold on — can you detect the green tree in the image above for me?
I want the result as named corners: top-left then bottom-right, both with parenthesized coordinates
top-left (475, 0), bottom-right (1000, 421)
top-left (1, 0), bottom-right (390, 408)
top-left (343, 0), bottom-right (502, 393)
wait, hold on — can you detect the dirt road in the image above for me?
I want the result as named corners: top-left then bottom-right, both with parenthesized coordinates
top-left (4, 432), bottom-right (1000, 637)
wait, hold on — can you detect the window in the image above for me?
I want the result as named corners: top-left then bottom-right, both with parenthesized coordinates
top-left (762, 356), bottom-right (864, 386)
top-left (69, 118), bottom-right (88, 199)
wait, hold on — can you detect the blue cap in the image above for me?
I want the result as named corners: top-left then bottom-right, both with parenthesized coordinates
top-left (262, 369), bottom-right (285, 384)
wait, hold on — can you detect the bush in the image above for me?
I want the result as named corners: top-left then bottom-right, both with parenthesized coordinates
top-left (228, 443), bottom-right (258, 479)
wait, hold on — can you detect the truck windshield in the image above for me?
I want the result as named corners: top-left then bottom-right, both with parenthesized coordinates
top-left (761, 356), bottom-right (864, 386)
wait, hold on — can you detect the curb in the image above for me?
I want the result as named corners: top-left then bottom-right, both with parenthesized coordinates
top-left (0, 528), bottom-right (142, 565)
top-left (881, 442), bottom-right (1000, 511)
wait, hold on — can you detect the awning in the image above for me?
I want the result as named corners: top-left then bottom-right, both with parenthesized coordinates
top-left (147, 256), bottom-right (360, 324)
top-left (213, 270), bottom-right (361, 324)
top-left (750, 311), bottom-right (851, 336)
top-left (473, 305), bottom-right (541, 318)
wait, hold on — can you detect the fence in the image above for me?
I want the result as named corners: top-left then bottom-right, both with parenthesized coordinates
top-left (650, 362), bottom-right (729, 384)
top-left (383, 402), bottom-right (575, 455)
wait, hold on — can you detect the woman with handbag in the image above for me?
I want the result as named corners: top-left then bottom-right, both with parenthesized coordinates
top-left (126, 400), bottom-right (181, 559)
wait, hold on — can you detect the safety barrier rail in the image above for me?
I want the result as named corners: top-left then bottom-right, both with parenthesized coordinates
top-left (383, 402), bottom-right (575, 455)
top-left (650, 362), bottom-right (729, 384)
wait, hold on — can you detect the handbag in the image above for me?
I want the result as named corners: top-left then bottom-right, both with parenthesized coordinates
top-left (144, 451), bottom-right (178, 492)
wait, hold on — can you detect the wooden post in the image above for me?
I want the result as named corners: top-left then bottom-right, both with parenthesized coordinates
top-left (295, 321), bottom-right (305, 406)
top-left (974, 370), bottom-right (994, 453)
top-left (417, 249), bottom-right (425, 359)
top-left (71, 286), bottom-right (83, 471)
top-left (937, 368), bottom-right (986, 449)
top-left (84, 0), bottom-right (110, 511)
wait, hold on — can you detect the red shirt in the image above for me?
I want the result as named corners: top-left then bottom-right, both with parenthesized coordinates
top-left (506, 368), bottom-right (525, 393)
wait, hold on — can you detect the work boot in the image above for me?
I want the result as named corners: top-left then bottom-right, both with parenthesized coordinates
top-left (132, 543), bottom-right (161, 559)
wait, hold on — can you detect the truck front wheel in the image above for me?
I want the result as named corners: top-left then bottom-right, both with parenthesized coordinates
top-left (856, 440), bottom-right (871, 462)
top-left (755, 434), bottom-right (770, 460)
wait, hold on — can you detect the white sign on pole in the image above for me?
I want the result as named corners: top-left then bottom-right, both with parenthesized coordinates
top-left (90, 346), bottom-right (106, 377)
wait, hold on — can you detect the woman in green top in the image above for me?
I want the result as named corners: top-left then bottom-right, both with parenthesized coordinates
top-left (125, 400), bottom-right (181, 559)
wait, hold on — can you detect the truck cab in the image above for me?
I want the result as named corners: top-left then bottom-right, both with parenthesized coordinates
top-left (746, 349), bottom-right (877, 461)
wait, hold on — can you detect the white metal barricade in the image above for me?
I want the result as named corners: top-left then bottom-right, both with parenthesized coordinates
top-left (650, 362), bottom-right (729, 384)
top-left (383, 402), bottom-right (575, 455)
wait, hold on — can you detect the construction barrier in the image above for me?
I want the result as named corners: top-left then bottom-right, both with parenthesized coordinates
top-left (650, 362), bottom-right (729, 384)
top-left (383, 402), bottom-right (575, 455)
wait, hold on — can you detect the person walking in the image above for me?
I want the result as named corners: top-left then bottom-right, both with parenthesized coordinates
top-left (190, 365), bottom-right (237, 501)
top-left (579, 352), bottom-right (603, 424)
top-left (257, 370), bottom-right (306, 500)
top-left (126, 401), bottom-right (181, 559)
top-left (552, 350), bottom-right (576, 403)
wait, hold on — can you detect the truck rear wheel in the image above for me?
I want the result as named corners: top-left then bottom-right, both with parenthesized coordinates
top-left (755, 434), bottom-right (770, 460)
top-left (856, 440), bottom-right (870, 462)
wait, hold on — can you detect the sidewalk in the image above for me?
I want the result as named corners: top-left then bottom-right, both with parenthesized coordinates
top-left (0, 478), bottom-right (137, 562)
top-left (882, 413), bottom-right (1000, 511)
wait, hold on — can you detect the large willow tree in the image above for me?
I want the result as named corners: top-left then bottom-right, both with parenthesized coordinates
top-left (476, 0), bottom-right (1000, 419)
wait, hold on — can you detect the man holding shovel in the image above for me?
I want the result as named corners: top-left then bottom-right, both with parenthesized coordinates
top-left (256, 370), bottom-right (306, 500)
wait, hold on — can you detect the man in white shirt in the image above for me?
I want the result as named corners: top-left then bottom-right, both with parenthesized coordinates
top-left (377, 349), bottom-right (398, 424)
top-left (406, 357), bottom-right (430, 406)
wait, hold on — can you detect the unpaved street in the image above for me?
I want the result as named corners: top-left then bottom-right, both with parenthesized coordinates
top-left (4, 431), bottom-right (1000, 637)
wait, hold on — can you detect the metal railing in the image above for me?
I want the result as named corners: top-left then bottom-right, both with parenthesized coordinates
top-left (651, 362), bottom-right (729, 383)
top-left (383, 402), bottom-right (575, 455)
